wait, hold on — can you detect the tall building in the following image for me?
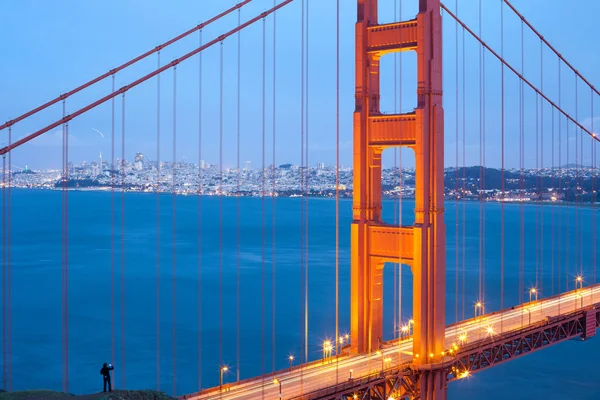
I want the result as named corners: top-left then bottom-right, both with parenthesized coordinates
top-left (317, 162), bottom-right (325, 170)
top-left (245, 160), bottom-right (251, 171)
top-left (200, 159), bottom-right (205, 169)
top-left (134, 153), bottom-right (144, 171)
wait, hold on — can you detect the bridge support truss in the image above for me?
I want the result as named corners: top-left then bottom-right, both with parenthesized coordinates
top-left (351, 0), bottom-right (446, 398)
top-left (298, 306), bottom-right (600, 400)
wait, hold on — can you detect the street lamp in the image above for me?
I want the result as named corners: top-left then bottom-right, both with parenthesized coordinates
top-left (219, 366), bottom-right (228, 391)
top-left (576, 276), bottom-right (583, 289)
top-left (529, 288), bottom-right (538, 302)
top-left (288, 355), bottom-right (294, 371)
top-left (323, 340), bottom-right (332, 360)
top-left (273, 378), bottom-right (282, 398)
top-left (474, 301), bottom-right (483, 318)
top-left (400, 325), bottom-right (409, 340)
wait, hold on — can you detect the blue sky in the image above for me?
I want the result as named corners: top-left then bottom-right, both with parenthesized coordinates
top-left (0, 0), bottom-right (598, 170)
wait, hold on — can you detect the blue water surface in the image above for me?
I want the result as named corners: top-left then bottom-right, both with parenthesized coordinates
top-left (2, 189), bottom-right (600, 398)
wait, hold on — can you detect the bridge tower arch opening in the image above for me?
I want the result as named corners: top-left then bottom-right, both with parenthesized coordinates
top-left (351, 0), bottom-right (446, 397)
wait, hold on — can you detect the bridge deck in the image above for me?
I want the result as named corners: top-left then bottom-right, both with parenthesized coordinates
top-left (181, 285), bottom-right (600, 400)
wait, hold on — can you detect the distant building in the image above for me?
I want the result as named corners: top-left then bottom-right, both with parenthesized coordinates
top-left (134, 153), bottom-right (144, 171)
top-left (200, 159), bottom-right (206, 169)
top-left (245, 161), bottom-right (251, 171)
top-left (317, 162), bottom-right (325, 170)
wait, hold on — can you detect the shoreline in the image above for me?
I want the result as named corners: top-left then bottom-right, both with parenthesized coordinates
top-left (4, 186), bottom-right (599, 208)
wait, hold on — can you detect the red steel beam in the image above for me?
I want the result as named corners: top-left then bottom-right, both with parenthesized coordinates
top-left (440, 3), bottom-right (600, 144)
top-left (502, 0), bottom-right (600, 97)
top-left (0, 0), bottom-right (293, 156)
top-left (0, 0), bottom-right (252, 132)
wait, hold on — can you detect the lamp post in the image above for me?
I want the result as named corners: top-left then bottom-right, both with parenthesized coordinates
top-left (323, 340), bottom-right (332, 361)
top-left (400, 325), bottom-right (409, 340)
top-left (273, 378), bottom-right (282, 398)
top-left (529, 288), bottom-right (538, 302)
top-left (474, 302), bottom-right (483, 318)
top-left (219, 366), bottom-right (228, 392)
top-left (288, 355), bottom-right (294, 371)
top-left (576, 276), bottom-right (583, 289)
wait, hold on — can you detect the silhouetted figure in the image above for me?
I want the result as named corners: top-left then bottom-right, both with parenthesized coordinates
top-left (100, 363), bottom-right (114, 392)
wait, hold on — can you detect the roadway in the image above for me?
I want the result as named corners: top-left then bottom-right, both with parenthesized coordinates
top-left (183, 284), bottom-right (600, 400)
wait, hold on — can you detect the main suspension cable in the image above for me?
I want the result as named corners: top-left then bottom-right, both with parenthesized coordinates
top-left (439, 3), bottom-right (599, 143)
top-left (0, 0), bottom-right (253, 132)
top-left (0, 0), bottom-right (295, 157)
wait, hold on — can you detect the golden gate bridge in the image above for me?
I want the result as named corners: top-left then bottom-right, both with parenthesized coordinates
top-left (1, 0), bottom-right (599, 399)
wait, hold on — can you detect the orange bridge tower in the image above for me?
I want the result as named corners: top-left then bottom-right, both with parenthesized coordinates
top-left (350, 0), bottom-right (447, 397)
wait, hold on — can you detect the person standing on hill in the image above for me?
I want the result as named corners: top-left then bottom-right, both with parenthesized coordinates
top-left (100, 363), bottom-right (115, 392)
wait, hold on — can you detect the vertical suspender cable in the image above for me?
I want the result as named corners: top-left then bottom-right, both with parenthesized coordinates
top-left (565, 106), bottom-right (569, 291)
top-left (66, 119), bottom-right (70, 393)
top-left (62, 100), bottom-right (69, 392)
top-left (260, 17), bottom-right (267, 397)
top-left (461, 23), bottom-right (466, 321)
top-left (575, 76), bottom-right (581, 279)
top-left (3, 126), bottom-right (13, 391)
top-left (272, 0), bottom-right (277, 375)
top-left (197, 28), bottom-right (203, 391)
top-left (500, 0), bottom-right (505, 330)
top-left (556, 59), bottom-right (562, 314)
top-left (5, 127), bottom-right (11, 392)
top-left (592, 92), bottom-right (596, 300)
top-left (66, 115), bottom-right (70, 392)
top-left (481, 1), bottom-right (486, 305)
top-left (304, 0), bottom-right (310, 366)
top-left (219, 39), bottom-right (225, 379)
top-left (519, 19), bottom-right (524, 315)
top-left (398, 0), bottom-right (404, 337)
top-left (535, 91), bottom-right (539, 291)
top-left (478, 0), bottom-right (484, 305)
top-left (6, 128), bottom-right (11, 391)
top-left (299, 0), bottom-right (305, 392)
top-left (540, 40), bottom-right (544, 298)
top-left (121, 92), bottom-right (126, 388)
top-left (172, 65), bottom-right (177, 396)
top-left (1, 147), bottom-right (5, 391)
top-left (454, 0), bottom-right (459, 327)
top-left (156, 51), bottom-right (161, 391)
top-left (61, 105), bottom-right (64, 391)
top-left (1, 146), bottom-right (5, 391)
top-left (551, 107), bottom-right (555, 296)
top-left (393, 0), bottom-right (398, 340)
top-left (335, 0), bottom-right (340, 376)
top-left (111, 76), bottom-right (116, 369)
top-left (236, 9), bottom-right (242, 384)
top-left (394, 0), bottom-right (404, 338)
top-left (575, 77), bottom-right (579, 280)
